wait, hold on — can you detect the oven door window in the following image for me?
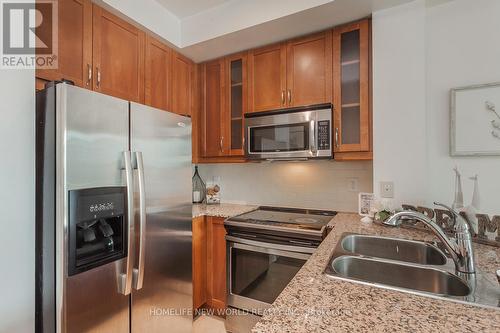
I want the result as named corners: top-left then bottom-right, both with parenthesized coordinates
top-left (230, 245), bottom-right (307, 305)
top-left (249, 123), bottom-right (309, 153)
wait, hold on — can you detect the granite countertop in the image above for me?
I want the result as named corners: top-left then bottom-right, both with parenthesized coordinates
top-left (192, 203), bottom-right (258, 218)
top-left (252, 213), bottom-right (500, 333)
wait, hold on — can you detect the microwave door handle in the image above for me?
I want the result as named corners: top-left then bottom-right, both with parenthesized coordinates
top-left (133, 151), bottom-right (146, 290)
top-left (310, 120), bottom-right (317, 155)
top-left (119, 151), bottom-right (134, 295)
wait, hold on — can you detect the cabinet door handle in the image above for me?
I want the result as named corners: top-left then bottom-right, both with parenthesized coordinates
top-left (86, 64), bottom-right (92, 86)
top-left (96, 67), bottom-right (101, 88)
top-left (287, 90), bottom-right (291, 105)
top-left (281, 90), bottom-right (285, 105)
top-left (335, 128), bottom-right (340, 148)
top-left (220, 136), bottom-right (224, 152)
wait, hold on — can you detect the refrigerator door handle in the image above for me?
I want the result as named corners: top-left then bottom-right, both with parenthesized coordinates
top-left (119, 151), bottom-right (134, 295)
top-left (133, 151), bottom-right (146, 290)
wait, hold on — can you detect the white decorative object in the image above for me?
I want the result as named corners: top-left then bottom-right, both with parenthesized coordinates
top-left (450, 82), bottom-right (500, 156)
top-left (358, 193), bottom-right (375, 218)
top-left (452, 166), bottom-right (464, 211)
top-left (464, 174), bottom-right (480, 235)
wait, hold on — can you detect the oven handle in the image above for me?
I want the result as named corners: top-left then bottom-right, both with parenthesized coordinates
top-left (226, 235), bottom-right (316, 255)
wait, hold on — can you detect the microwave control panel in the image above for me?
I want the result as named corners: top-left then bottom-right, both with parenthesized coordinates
top-left (317, 120), bottom-right (331, 150)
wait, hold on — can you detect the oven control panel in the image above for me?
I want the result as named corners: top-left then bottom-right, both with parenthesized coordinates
top-left (317, 120), bottom-right (330, 150)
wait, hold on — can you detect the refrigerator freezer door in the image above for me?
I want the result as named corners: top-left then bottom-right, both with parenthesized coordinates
top-left (57, 84), bottom-right (131, 333)
top-left (130, 102), bottom-right (193, 333)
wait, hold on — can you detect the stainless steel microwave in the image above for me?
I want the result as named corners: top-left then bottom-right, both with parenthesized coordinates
top-left (244, 104), bottom-right (332, 160)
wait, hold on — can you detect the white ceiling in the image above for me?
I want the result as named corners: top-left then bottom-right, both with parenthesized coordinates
top-left (154, 0), bottom-right (231, 18)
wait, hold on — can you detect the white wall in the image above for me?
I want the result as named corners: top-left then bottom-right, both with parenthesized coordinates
top-left (0, 70), bottom-right (35, 332)
top-left (372, 0), bottom-right (428, 209)
top-left (425, 0), bottom-right (500, 215)
top-left (198, 161), bottom-right (373, 212)
top-left (373, 0), bottom-right (500, 215)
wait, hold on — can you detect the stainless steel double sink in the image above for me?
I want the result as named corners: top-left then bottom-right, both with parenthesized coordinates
top-left (325, 233), bottom-right (500, 308)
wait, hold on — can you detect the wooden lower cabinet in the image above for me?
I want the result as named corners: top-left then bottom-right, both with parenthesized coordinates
top-left (206, 216), bottom-right (227, 310)
top-left (193, 216), bottom-right (207, 309)
top-left (192, 216), bottom-right (227, 312)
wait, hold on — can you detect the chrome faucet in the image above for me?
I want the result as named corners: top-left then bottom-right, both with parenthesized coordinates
top-left (384, 202), bottom-right (475, 274)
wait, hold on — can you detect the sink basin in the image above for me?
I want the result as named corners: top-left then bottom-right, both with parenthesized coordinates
top-left (341, 234), bottom-right (447, 265)
top-left (324, 233), bottom-right (500, 308)
top-left (330, 255), bottom-right (470, 297)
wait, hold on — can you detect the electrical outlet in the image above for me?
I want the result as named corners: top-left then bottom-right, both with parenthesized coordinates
top-left (348, 178), bottom-right (359, 192)
top-left (380, 181), bottom-right (394, 198)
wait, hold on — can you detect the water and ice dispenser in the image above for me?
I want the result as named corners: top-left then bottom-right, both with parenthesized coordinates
top-left (68, 187), bottom-right (127, 276)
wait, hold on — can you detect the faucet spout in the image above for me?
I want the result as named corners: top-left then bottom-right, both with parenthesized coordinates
top-left (384, 208), bottom-right (475, 274)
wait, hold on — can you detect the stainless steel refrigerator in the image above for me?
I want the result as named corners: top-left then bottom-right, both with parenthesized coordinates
top-left (36, 82), bottom-right (193, 333)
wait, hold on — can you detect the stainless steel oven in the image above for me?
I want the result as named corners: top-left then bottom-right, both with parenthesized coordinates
top-left (226, 235), bottom-right (313, 312)
top-left (224, 206), bottom-right (336, 333)
top-left (245, 104), bottom-right (332, 160)
top-left (225, 235), bottom-right (313, 333)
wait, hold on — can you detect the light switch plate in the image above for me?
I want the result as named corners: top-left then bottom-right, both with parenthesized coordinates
top-left (380, 181), bottom-right (394, 198)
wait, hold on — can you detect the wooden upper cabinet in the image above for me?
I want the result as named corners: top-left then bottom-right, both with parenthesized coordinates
top-left (202, 59), bottom-right (226, 158)
top-left (333, 19), bottom-right (371, 154)
top-left (248, 34), bottom-right (333, 113)
top-left (92, 5), bottom-right (145, 103)
top-left (171, 52), bottom-right (194, 116)
top-left (145, 36), bottom-right (170, 111)
top-left (225, 53), bottom-right (247, 156)
top-left (286, 31), bottom-right (332, 107)
top-left (36, 0), bottom-right (92, 88)
top-left (248, 43), bottom-right (286, 113)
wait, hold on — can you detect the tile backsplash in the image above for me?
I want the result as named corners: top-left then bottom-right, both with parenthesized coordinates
top-left (197, 160), bottom-right (373, 212)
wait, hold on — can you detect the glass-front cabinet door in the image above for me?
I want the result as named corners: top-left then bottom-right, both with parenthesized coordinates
top-left (333, 19), bottom-right (370, 153)
top-left (225, 53), bottom-right (247, 156)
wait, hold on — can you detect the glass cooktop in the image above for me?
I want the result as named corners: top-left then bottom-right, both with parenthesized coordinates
top-left (225, 206), bottom-right (337, 232)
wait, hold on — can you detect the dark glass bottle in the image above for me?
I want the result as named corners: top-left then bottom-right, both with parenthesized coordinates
top-left (192, 166), bottom-right (206, 204)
